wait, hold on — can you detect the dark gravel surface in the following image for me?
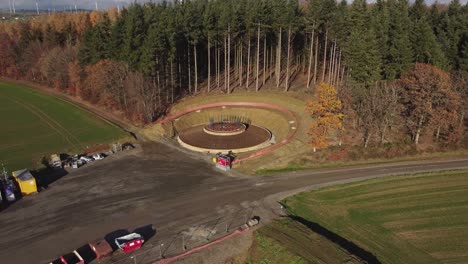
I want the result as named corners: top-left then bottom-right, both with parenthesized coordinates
top-left (0, 142), bottom-right (467, 264)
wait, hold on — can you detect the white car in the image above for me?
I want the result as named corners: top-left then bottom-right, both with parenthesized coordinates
top-left (72, 161), bottom-right (80, 169)
top-left (80, 156), bottom-right (94, 163)
top-left (92, 153), bottom-right (104, 160)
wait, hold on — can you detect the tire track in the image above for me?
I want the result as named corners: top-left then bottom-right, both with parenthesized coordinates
top-left (20, 100), bottom-right (83, 148)
top-left (9, 98), bottom-right (80, 149)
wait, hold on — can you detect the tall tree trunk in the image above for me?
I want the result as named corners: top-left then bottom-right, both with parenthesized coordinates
top-left (170, 59), bottom-right (174, 103)
top-left (240, 41), bottom-right (243, 87)
top-left (340, 67), bottom-right (346, 86)
top-left (156, 68), bottom-right (161, 107)
top-left (313, 38), bottom-right (319, 86)
top-left (207, 38), bottom-right (210, 92)
top-left (178, 60), bottom-right (182, 91)
top-left (224, 34), bottom-right (227, 92)
top-left (380, 125), bottom-right (386, 144)
top-left (188, 47), bottom-right (191, 94)
top-left (217, 45), bottom-right (220, 89)
top-left (335, 50), bottom-right (342, 86)
top-left (328, 41), bottom-right (334, 84)
top-left (165, 62), bottom-right (169, 103)
top-left (263, 35), bottom-right (267, 86)
top-left (194, 44), bottom-right (198, 93)
top-left (276, 27), bottom-right (282, 88)
top-left (284, 26), bottom-right (292, 92)
top-left (321, 29), bottom-right (328, 83)
top-left (307, 29), bottom-right (315, 89)
top-left (330, 40), bottom-right (337, 84)
top-left (415, 114), bottom-right (425, 144)
top-left (227, 25), bottom-right (231, 94)
top-left (459, 111), bottom-right (464, 128)
top-left (256, 25), bottom-right (260, 92)
top-left (246, 37), bottom-right (251, 90)
top-left (270, 44), bottom-right (274, 79)
top-left (364, 131), bottom-right (371, 148)
top-left (436, 126), bottom-right (441, 140)
top-left (234, 43), bottom-right (238, 86)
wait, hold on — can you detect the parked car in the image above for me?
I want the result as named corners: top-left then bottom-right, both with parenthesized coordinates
top-left (114, 233), bottom-right (144, 253)
top-left (92, 153), bottom-right (104, 161)
top-left (89, 239), bottom-right (113, 260)
top-left (80, 156), bottom-right (94, 163)
top-left (50, 250), bottom-right (84, 264)
top-left (71, 160), bottom-right (83, 169)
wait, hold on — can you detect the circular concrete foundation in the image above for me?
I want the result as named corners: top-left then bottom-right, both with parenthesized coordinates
top-left (178, 124), bottom-right (272, 153)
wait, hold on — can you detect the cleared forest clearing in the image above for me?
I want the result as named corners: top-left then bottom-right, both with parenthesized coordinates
top-left (0, 82), bottom-right (126, 170)
top-left (249, 171), bottom-right (468, 263)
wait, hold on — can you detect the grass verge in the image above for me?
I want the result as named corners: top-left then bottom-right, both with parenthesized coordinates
top-left (255, 149), bottom-right (468, 175)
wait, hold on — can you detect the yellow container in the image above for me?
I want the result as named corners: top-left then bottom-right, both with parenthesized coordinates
top-left (12, 169), bottom-right (37, 195)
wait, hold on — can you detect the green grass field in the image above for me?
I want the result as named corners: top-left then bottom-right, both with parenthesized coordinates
top-left (0, 82), bottom-right (127, 171)
top-left (255, 171), bottom-right (468, 264)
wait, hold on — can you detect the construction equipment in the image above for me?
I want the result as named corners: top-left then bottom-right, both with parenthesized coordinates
top-left (12, 169), bottom-right (37, 195)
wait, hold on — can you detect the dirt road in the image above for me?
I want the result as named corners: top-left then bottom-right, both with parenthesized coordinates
top-left (0, 142), bottom-right (467, 264)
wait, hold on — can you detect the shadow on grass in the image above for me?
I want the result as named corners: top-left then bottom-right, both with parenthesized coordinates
top-left (289, 215), bottom-right (381, 264)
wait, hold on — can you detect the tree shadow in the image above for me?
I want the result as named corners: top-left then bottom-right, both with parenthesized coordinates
top-left (133, 224), bottom-right (156, 242)
top-left (289, 215), bottom-right (381, 264)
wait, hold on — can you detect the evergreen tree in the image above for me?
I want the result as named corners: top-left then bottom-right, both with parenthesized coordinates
top-left (78, 22), bottom-right (94, 65)
top-left (122, 4), bottom-right (146, 69)
top-left (410, 0), bottom-right (427, 21)
top-left (460, 31), bottom-right (468, 71)
top-left (411, 17), bottom-right (447, 68)
top-left (332, 0), bottom-right (350, 45)
top-left (110, 9), bottom-right (126, 60)
top-left (94, 14), bottom-right (112, 61)
top-left (371, 0), bottom-right (389, 78)
top-left (385, 0), bottom-right (413, 80)
top-left (344, 0), bottom-right (381, 90)
top-left (445, 0), bottom-right (467, 70)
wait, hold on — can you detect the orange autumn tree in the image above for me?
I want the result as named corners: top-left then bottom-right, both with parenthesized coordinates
top-left (307, 82), bottom-right (344, 152)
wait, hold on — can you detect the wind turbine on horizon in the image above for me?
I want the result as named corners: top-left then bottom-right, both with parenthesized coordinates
top-left (36, 0), bottom-right (40, 15)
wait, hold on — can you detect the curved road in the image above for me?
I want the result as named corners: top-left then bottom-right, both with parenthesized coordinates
top-left (0, 142), bottom-right (467, 264)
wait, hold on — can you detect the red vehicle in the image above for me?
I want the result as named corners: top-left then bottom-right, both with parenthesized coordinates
top-left (89, 239), bottom-right (113, 260)
top-left (215, 153), bottom-right (233, 171)
top-left (50, 250), bottom-right (84, 264)
top-left (114, 233), bottom-right (145, 253)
